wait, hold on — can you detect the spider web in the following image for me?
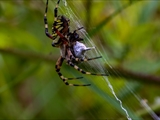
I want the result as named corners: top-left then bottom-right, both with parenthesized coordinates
top-left (60, 1), bottom-right (131, 119)
top-left (52, 0), bottom-right (159, 119)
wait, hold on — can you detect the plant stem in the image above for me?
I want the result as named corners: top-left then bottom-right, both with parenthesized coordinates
top-left (0, 47), bottom-right (160, 85)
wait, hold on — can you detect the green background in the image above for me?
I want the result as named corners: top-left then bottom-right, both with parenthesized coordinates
top-left (0, 0), bottom-right (160, 119)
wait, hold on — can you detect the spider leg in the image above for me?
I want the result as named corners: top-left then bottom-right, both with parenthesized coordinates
top-left (44, 0), bottom-right (53, 39)
top-left (75, 27), bottom-right (84, 32)
top-left (51, 0), bottom-right (64, 40)
top-left (71, 56), bottom-right (102, 62)
top-left (67, 60), bottom-right (108, 76)
top-left (54, 0), bottom-right (60, 21)
top-left (56, 57), bottom-right (91, 86)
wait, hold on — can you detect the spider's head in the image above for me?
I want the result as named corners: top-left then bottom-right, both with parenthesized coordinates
top-left (68, 31), bottom-right (83, 44)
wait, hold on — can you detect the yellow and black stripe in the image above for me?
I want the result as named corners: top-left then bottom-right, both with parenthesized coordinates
top-left (67, 60), bottom-right (108, 76)
top-left (70, 56), bottom-right (102, 62)
top-left (44, 0), bottom-right (53, 39)
top-left (52, 16), bottom-right (64, 40)
top-left (55, 57), bottom-right (91, 86)
top-left (44, 0), bottom-right (65, 47)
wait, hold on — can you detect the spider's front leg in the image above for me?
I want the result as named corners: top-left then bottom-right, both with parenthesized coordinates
top-left (54, 0), bottom-right (60, 21)
top-left (55, 56), bottom-right (91, 86)
top-left (44, 0), bottom-right (64, 41)
top-left (44, 0), bottom-right (54, 39)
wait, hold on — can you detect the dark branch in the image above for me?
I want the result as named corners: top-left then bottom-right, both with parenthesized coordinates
top-left (0, 47), bottom-right (160, 85)
top-left (107, 66), bottom-right (160, 85)
top-left (0, 47), bottom-right (56, 62)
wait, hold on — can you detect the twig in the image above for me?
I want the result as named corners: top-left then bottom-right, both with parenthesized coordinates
top-left (107, 66), bottom-right (160, 85)
top-left (0, 47), bottom-right (56, 62)
top-left (0, 47), bottom-right (160, 85)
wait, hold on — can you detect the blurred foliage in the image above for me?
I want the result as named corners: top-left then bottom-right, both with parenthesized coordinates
top-left (0, 0), bottom-right (160, 119)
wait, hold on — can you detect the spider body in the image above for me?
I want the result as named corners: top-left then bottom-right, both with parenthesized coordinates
top-left (44, 0), bottom-right (108, 86)
top-left (52, 15), bottom-right (70, 45)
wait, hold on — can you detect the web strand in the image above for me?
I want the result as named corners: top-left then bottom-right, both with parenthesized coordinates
top-left (61, 0), bottom-right (132, 119)
top-left (55, 0), bottom-right (159, 119)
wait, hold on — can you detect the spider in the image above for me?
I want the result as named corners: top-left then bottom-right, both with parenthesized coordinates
top-left (44, 0), bottom-right (108, 86)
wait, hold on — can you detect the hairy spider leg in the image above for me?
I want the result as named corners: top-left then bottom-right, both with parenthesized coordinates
top-left (44, 0), bottom-right (54, 39)
top-left (70, 56), bottom-right (103, 62)
top-left (67, 60), bottom-right (108, 76)
top-left (51, 0), bottom-right (70, 45)
top-left (75, 27), bottom-right (84, 32)
top-left (56, 57), bottom-right (91, 86)
top-left (54, 0), bottom-right (60, 21)
top-left (52, 0), bottom-right (61, 37)
top-left (44, 0), bottom-right (65, 45)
